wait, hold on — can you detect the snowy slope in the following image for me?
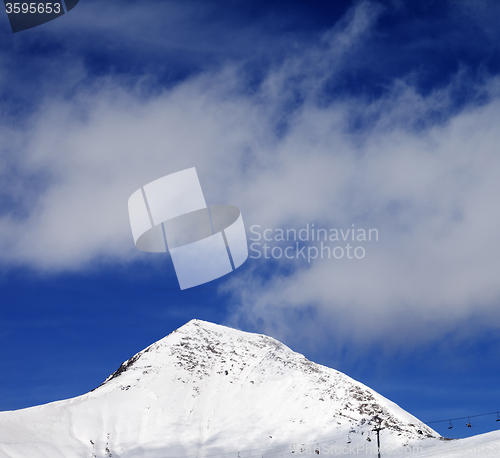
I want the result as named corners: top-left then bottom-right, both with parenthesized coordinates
top-left (0, 319), bottom-right (442, 458)
top-left (417, 430), bottom-right (500, 458)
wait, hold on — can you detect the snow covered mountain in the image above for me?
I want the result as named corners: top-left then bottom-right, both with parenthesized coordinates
top-left (0, 319), bottom-right (439, 458)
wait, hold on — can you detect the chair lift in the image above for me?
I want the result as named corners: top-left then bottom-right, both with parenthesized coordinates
top-left (466, 418), bottom-right (472, 428)
top-left (367, 431), bottom-right (372, 442)
top-left (496, 412), bottom-right (500, 422)
top-left (315, 443), bottom-right (320, 455)
top-left (291, 444), bottom-right (295, 454)
top-left (448, 420), bottom-right (453, 430)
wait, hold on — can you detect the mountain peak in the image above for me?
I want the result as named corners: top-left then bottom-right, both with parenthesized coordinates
top-left (0, 320), bottom-right (438, 458)
top-left (99, 318), bottom-right (290, 389)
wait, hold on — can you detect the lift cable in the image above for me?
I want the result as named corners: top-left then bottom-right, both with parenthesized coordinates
top-left (425, 410), bottom-right (500, 424)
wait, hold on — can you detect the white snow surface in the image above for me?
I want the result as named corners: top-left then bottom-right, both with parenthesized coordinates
top-left (0, 319), bottom-right (493, 458)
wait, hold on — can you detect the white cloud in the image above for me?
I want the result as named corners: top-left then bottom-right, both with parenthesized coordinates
top-left (1, 2), bottom-right (500, 348)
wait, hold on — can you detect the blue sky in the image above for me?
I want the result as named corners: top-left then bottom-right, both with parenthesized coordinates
top-left (1, 0), bottom-right (500, 440)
